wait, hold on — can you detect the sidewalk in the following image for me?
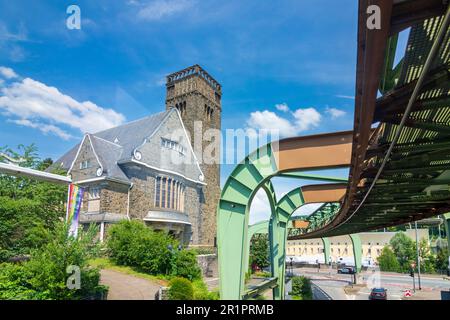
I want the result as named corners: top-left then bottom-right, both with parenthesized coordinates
top-left (100, 269), bottom-right (161, 300)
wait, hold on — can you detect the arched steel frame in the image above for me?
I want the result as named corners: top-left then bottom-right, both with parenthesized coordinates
top-left (217, 131), bottom-right (353, 300)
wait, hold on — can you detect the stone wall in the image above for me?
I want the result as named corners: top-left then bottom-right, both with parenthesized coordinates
top-left (155, 286), bottom-right (170, 300)
top-left (123, 165), bottom-right (155, 220)
top-left (100, 181), bottom-right (129, 214)
top-left (166, 68), bottom-right (222, 247)
top-left (196, 254), bottom-right (218, 278)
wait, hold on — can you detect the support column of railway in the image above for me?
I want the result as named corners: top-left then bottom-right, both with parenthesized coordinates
top-left (322, 237), bottom-right (331, 266)
top-left (349, 234), bottom-right (362, 274)
top-left (444, 213), bottom-right (450, 273)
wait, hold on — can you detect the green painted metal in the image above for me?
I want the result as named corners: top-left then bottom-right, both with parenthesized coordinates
top-left (242, 277), bottom-right (278, 300)
top-left (444, 213), bottom-right (450, 260)
top-left (380, 34), bottom-right (403, 94)
top-left (250, 186), bottom-right (337, 300)
top-left (322, 237), bottom-right (331, 265)
top-left (299, 12), bottom-right (450, 241)
top-left (218, 144), bottom-right (278, 300)
top-left (304, 202), bottom-right (341, 233)
top-left (271, 187), bottom-right (304, 299)
top-left (349, 234), bottom-right (362, 273)
top-left (217, 137), bottom-right (349, 300)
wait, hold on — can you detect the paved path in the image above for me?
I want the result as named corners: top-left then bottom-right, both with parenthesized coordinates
top-left (100, 269), bottom-right (161, 300)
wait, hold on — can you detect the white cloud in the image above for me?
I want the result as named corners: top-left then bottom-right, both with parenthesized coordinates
top-left (0, 66), bottom-right (18, 79)
top-left (137, 0), bottom-right (195, 21)
top-left (247, 106), bottom-right (322, 138)
top-left (247, 110), bottom-right (298, 137)
top-left (325, 107), bottom-right (346, 119)
top-left (0, 68), bottom-right (126, 139)
top-left (8, 119), bottom-right (74, 140)
top-left (335, 94), bottom-right (354, 100)
top-left (249, 189), bottom-right (272, 225)
top-left (275, 103), bottom-right (289, 112)
top-left (292, 107), bottom-right (322, 132)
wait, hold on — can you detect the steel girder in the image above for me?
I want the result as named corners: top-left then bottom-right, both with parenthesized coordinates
top-left (245, 185), bottom-right (346, 299)
top-left (217, 131), bottom-right (352, 300)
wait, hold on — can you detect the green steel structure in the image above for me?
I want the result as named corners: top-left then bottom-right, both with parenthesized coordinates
top-left (216, 135), bottom-right (352, 299)
top-left (295, 2), bottom-right (450, 239)
top-left (247, 191), bottom-right (361, 298)
top-left (321, 237), bottom-right (331, 265)
top-left (445, 213), bottom-right (450, 257)
top-left (349, 234), bottom-right (362, 273)
top-left (218, 1), bottom-right (450, 300)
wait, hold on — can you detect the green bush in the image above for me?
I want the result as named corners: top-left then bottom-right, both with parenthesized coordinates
top-left (107, 220), bottom-right (176, 274)
top-left (0, 222), bottom-right (107, 300)
top-left (192, 279), bottom-right (209, 300)
top-left (107, 220), bottom-right (201, 280)
top-left (254, 271), bottom-right (271, 278)
top-left (191, 279), bottom-right (219, 300)
top-left (290, 276), bottom-right (312, 300)
top-left (188, 247), bottom-right (216, 255)
top-left (171, 250), bottom-right (201, 280)
top-left (168, 277), bottom-right (194, 300)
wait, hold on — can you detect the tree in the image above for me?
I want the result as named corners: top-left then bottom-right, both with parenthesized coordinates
top-left (0, 145), bottom-right (67, 261)
top-left (249, 234), bottom-right (269, 271)
top-left (435, 247), bottom-right (449, 272)
top-left (289, 276), bottom-right (312, 300)
top-left (389, 232), bottom-right (415, 272)
top-left (377, 246), bottom-right (400, 272)
top-left (418, 238), bottom-right (435, 274)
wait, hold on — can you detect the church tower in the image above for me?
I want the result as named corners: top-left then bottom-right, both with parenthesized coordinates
top-left (165, 65), bottom-right (221, 247)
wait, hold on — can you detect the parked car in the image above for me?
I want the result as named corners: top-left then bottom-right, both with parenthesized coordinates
top-left (369, 288), bottom-right (387, 300)
top-left (337, 266), bottom-right (355, 274)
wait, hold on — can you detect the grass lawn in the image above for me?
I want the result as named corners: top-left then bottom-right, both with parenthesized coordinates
top-left (89, 257), bottom-right (170, 286)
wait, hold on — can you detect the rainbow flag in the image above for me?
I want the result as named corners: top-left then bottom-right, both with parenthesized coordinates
top-left (66, 184), bottom-right (84, 238)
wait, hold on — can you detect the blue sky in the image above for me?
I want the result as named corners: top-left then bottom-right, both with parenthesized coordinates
top-left (0, 0), bottom-right (360, 222)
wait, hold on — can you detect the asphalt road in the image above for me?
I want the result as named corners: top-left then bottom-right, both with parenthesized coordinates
top-left (293, 267), bottom-right (450, 300)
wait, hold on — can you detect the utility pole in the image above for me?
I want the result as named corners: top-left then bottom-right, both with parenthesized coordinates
top-left (409, 261), bottom-right (416, 293)
top-left (414, 221), bottom-right (422, 290)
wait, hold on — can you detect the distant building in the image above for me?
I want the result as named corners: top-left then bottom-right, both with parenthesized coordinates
top-left (286, 229), bottom-right (429, 266)
top-left (51, 65), bottom-right (221, 246)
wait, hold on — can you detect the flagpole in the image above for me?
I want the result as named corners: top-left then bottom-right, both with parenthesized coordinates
top-left (65, 184), bottom-right (72, 222)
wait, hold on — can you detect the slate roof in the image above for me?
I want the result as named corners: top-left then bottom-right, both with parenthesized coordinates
top-left (51, 110), bottom-right (172, 183)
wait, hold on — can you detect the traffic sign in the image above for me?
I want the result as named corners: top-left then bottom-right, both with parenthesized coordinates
top-left (404, 290), bottom-right (412, 297)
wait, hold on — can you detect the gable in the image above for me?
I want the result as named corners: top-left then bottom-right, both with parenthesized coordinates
top-left (131, 109), bottom-right (205, 184)
top-left (69, 135), bottom-right (103, 182)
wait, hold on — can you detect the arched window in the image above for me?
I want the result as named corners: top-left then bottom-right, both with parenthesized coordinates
top-left (155, 176), bottom-right (185, 212)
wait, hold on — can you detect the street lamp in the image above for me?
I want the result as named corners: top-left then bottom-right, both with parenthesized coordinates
top-left (414, 221), bottom-right (422, 290)
top-left (289, 257), bottom-right (294, 277)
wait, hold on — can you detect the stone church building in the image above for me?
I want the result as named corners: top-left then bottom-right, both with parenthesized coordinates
top-left (51, 65), bottom-right (221, 247)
